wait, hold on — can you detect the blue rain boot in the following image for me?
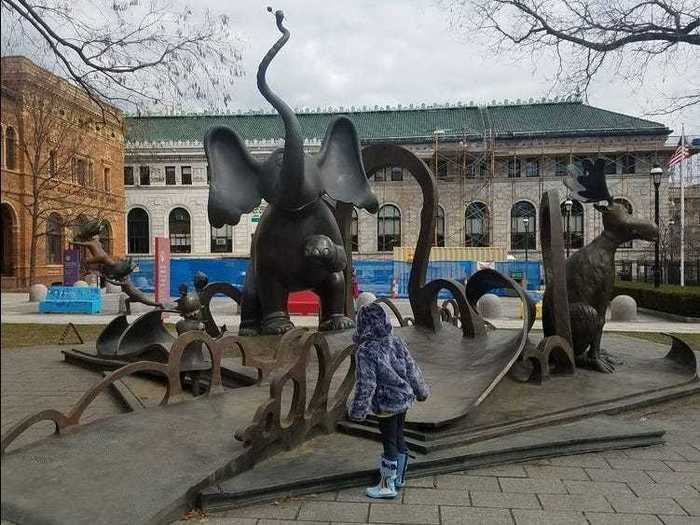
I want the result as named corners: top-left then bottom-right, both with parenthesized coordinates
top-left (366, 456), bottom-right (398, 499)
top-left (395, 451), bottom-right (409, 489)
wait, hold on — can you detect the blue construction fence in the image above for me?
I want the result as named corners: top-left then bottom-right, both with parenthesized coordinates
top-left (127, 257), bottom-right (541, 299)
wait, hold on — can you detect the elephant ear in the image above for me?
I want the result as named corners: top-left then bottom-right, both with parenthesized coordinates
top-left (316, 116), bottom-right (378, 212)
top-left (205, 125), bottom-right (262, 227)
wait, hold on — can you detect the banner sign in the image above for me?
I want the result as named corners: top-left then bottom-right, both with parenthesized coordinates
top-left (63, 248), bottom-right (80, 286)
top-left (154, 237), bottom-right (170, 304)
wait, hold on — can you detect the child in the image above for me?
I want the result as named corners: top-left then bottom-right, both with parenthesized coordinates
top-left (348, 303), bottom-right (429, 499)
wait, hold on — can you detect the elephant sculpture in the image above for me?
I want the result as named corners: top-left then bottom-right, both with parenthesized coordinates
top-left (206, 8), bottom-right (378, 336)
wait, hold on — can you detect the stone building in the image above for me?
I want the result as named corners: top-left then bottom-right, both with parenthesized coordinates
top-left (1, 57), bottom-right (125, 289)
top-left (124, 100), bottom-right (673, 265)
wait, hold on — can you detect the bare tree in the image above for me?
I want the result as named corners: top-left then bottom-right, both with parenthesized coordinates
top-left (442, 1), bottom-right (699, 113)
top-left (17, 79), bottom-right (109, 284)
top-left (0, 0), bottom-right (243, 116)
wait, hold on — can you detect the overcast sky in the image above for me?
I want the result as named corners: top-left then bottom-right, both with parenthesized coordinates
top-left (196, 0), bottom-right (698, 136)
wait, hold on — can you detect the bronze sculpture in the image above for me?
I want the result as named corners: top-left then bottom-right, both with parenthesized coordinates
top-left (206, 8), bottom-right (378, 335)
top-left (543, 159), bottom-right (658, 372)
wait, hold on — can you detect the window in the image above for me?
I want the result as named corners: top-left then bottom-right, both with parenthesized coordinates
top-left (554, 157), bottom-right (569, 177)
top-left (614, 198), bottom-right (634, 248)
top-left (351, 208), bottom-right (359, 252)
top-left (139, 166), bottom-right (150, 185)
top-left (169, 207), bottom-right (191, 253)
top-left (124, 166), bottom-right (134, 185)
top-left (181, 166), bottom-right (192, 185)
top-left (622, 155), bottom-right (636, 174)
top-left (604, 156), bottom-right (618, 175)
top-left (465, 202), bottom-right (489, 247)
top-left (467, 159), bottom-right (487, 178)
top-left (377, 205), bottom-right (401, 252)
top-left (511, 201), bottom-right (536, 250)
top-left (5, 127), bottom-right (16, 170)
top-left (390, 166), bottom-right (403, 181)
top-left (165, 166), bottom-right (176, 185)
top-left (561, 200), bottom-right (584, 250)
top-left (434, 206), bottom-right (445, 247)
top-left (100, 221), bottom-right (112, 255)
top-left (73, 157), bottom-right (88, 185)
top-left (210, 224), bottom-right (232, 252)
top-left (46, 213), bottom-right (63, 264)
top-left (370, 167), bottom-right (386, 181)
top-left (435, 158), bottom-right (448, 178)
top-left (525, 159), bottom-right (539, 178)
top-left (507, 159), bottom-right (521, 178)
top-left (49, 150), bottom-right (57, 177)
top-left (369, 166), bottom-right (407, 182)
top-left (103, 167), bottom-right (111, 192)
top-left (127, 208), bottom-right (149, 254)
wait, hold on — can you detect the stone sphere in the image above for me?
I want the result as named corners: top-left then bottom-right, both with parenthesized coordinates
top-left (29, 284), bottom-right (48, 302)
top-left (610, 294), bottom-right (637, 321)
top-left (356, 292), bottom-right (377, 309)
top-left (73, 280), bottom-right (89, 288)
top-left (476, 293), bottom-right (503, 319)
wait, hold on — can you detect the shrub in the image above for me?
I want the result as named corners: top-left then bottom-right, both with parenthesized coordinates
top-left (613, 281), bottom-right (700, 318)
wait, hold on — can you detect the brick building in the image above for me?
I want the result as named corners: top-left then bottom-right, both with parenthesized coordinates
top-left (1, 56), bottom-right (126, 289)
top-left (124, 100), bottom-right (674, 270)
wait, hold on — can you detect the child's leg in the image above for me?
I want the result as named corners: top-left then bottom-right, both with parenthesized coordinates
top-left (396, 411), bottom-right (407, 453)
top-left (377, 415), bottom-right (400, 460)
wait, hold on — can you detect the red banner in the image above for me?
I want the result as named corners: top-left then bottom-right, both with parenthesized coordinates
top-left (154, 237), bottom-right (170, 304)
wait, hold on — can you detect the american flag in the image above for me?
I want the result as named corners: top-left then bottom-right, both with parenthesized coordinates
top-left (668, 138), bottom-right (690, 167)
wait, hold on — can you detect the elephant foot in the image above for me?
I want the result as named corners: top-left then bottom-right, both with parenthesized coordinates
top-left (576, 353), bottom-right (615, 373)
top-left (261, 313), bottom-right (295, 335)
top-left (304, 235), bottom-right (342, 271)
top-left (319, 314), bottom-right (355, 332)
top-left (600, 349), bottom-right (624, 366)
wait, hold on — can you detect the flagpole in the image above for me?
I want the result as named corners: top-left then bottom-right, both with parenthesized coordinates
top-left (680, 125), bottom-right (685, 287)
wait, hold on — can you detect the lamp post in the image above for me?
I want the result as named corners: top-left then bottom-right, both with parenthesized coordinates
top-left (564, 198), bottom-right (573, 258)
top-left (523, 216), bottom-right (530, 263)
top-left (651, 164), bottom-right (663, 287)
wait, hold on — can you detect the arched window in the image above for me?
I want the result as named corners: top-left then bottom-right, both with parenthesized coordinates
top-left (1, 203), bottom-right (16, 275)
top-left (561, 200), bottom-right (584, 250)
top-left (46, 213), bottom-right (63, 264)
top-left (127, 208), bottom-right (150, 254)
top-left (211, 224), bottom-right (232, 253)
top-left (351, 208), bottom-right (359, 252)
top-left (434, 206), bottom-right (445, 247)
top-left (465, 202), bottom-right (490, 247)
top-left (5, 127), bottom-right (17, 170)
top-left (614, 198), bottom-right (634, 248)
top-left (100, 221), bottom-right (112, 255)
top-left (377, 205), bottom-right (401, 252)
top-left (511, 201), bottom-right (536, 250)
top-left (169, 207), bottom-right (191, 253)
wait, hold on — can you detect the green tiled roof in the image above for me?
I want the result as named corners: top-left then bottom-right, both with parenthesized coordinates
top-left (125, 101), bottom-right (670, 145)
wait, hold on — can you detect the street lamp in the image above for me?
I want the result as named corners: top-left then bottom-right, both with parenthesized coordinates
top-left (651, 164), bottom-right (663, 287)
top-left (564, 198), bottom-right (573, 258)
top-left (523, 216), bottom-right (530, 263)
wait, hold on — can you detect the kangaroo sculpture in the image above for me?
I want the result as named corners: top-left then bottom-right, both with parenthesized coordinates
top-left (543, 159), bottom-right (658, 373)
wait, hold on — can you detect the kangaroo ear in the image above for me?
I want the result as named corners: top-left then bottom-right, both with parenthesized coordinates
top-left (205, 126), bottom-right (262, 227)
top-left (317, 116), bottom-right (378, 212)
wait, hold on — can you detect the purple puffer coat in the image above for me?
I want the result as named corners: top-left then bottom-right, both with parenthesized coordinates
top-left (348, 303), bottom-right (430, 421)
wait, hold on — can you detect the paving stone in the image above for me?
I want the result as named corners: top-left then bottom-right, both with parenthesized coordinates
top-left (403, 475), bottom-right (436, 488)
top-left (648, 471), bottom-right (700, 485)
top-left (673, 447), bottom-right (700, 462)
top-left (537, 494), bottom-right (613, 512)
top-left (584, 512), bottom-right (663, 524)
top-left (402, 488), bottom-right (468, 505)
top-left (440, 506), bottom-right (514, 525)
top-left (524, 466), bottom-right (589, 481)
top-left (470, 491), bottom-right (541, 509)
top-left (624, 447), bottom-right (688, 461)
top-left (298, 502), bottom-right (369, 523)
top-left (607, 458), bottom-right (673, 471)
top-left (337, 487), bottom-right (398, 504)
top-left (434, 474), bottom-right (500, 492)
top-left (498, 477), bottom-right (567, 494)
top-left (369, 503), bottom-right (439, 524)
top-left (628, 482), bottom-right (699, 498)
top-left (173, 518), bottom-right (258, 525)
top-left (658, 516), bottom-right (700, 525)
top-left (511, 509), bottom-right (586, 524)
top-left (547, 454), bottom-right (610, 468)
top-left (258, 520), bottom-right (330, 525)
top-left (675, 496), bottom-right (700, 516)
top-left (606, 495), bottom-right (687, 515)
top-left (664, 461), bottom-right (700, 473)
top-left (226, 502), bottom-right (301, 520)
top-left (563, 480), bottom-right (635, 496)
top-left (466, 464), bottom-right (528, 477)
top-left (585, 468), bottom-right (655, 484)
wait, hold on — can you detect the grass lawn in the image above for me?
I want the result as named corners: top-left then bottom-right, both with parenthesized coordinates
top-left (613, 331), bottom-right (700, 348)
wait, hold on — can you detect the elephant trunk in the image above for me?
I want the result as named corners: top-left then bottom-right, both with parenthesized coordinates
top-left (257, 9), bottom-right (311, 209)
